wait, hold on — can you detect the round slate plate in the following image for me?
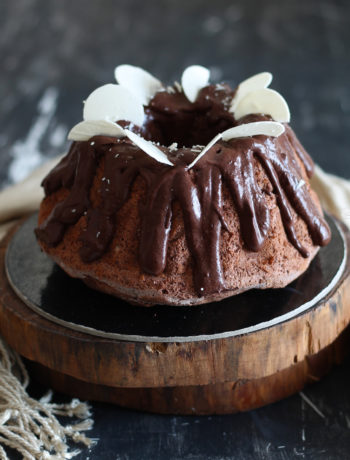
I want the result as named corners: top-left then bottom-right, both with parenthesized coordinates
top-left (5, 213), bottom-right (346, 342)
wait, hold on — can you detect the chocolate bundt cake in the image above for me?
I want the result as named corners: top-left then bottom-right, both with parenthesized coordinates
top-left (35, 65), bottom-right (331, 306)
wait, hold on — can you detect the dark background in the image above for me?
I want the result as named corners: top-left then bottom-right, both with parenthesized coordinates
top-left (1, 0), bottom-right (350, 458)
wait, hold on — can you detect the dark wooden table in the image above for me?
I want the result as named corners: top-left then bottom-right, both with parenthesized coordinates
top-left (1, 0), bottom-right (350, 458)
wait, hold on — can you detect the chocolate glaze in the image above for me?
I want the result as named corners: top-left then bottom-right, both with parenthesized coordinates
top-left (36, 84), bottom-right (331, 297)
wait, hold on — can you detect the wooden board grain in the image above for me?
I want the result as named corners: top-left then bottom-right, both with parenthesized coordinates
top-left (0, 217), bottom-right (350, 414)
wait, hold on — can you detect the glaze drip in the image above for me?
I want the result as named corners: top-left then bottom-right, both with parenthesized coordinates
top-left (36, 85), bottom-right (331, 297)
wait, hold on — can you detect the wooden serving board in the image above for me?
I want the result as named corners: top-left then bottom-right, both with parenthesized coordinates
top-left (0, 214), bottom-right (349, 415)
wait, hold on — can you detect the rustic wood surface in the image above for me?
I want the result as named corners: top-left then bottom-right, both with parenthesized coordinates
top-left (26, 326), bottom-right (350, 415)
top-left (1, 219), bottom-right (349, 414)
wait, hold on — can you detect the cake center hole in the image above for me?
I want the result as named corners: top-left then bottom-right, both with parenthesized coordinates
top-left (141, 88), bottom-right (236, 148)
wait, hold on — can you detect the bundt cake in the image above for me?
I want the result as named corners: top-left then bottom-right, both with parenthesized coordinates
top-left (35, 65), bottom-right (331, 306)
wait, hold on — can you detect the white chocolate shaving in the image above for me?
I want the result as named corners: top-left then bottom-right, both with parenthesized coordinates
top-left (83, 84), bottom-right (145, 126)
top-left (174, 81), bottom-right (182, 92)
top-left (68, 120), bottom-right (125, 141)
top-left (187, 133), bottom-right (222, 169)
top-left (221, 121), bottom-right (285, 141)
top-left (234, 88), bottom-right (290, 122)
top-left (124, 129), bottom-right (173, 166)
top-left (114, 65), bottom-right (163, 106)
top-left (181, 65), bottom-right (210, 103)
top-left (230, 72), bottom-right (272, 112)
top-left (188, 121), bottom-right (285, 169)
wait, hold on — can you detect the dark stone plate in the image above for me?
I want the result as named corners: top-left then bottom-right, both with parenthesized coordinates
top-left (5, 213), bottom-right (346, 342)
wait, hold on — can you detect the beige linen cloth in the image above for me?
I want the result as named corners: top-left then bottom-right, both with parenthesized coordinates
top-left (0, 156), bottom-right (349, 458)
